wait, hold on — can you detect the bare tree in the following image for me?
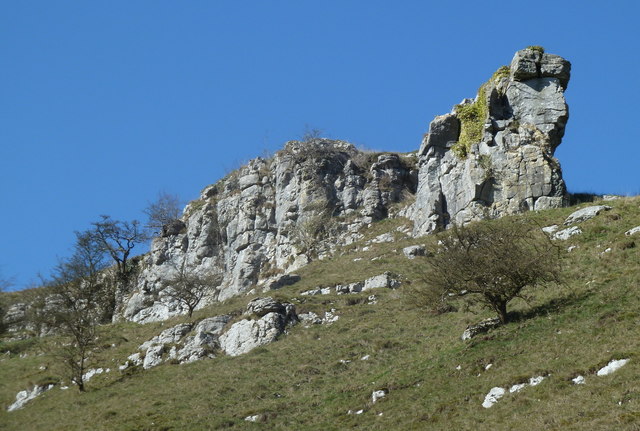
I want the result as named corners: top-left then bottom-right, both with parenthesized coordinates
top-left (163, 259), bottom-right (222, 319)
top-left (44, 231), bottom-right (108, 391)
top-left (418, 218), bottom-right (562, 323)
top-left (91, 215), bottom-right (147, 284)
top-left (144, 191), bottom-right (182, 236)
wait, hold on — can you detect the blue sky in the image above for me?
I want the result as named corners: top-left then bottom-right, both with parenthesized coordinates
top-left (1, 1), bottom-right (639, 290)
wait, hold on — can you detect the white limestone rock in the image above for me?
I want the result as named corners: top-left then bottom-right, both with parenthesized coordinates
top-left (403, 245), bottom-right (426, 259)
top-left (553, 226), bottom-right (582, 241)
top-left (482, 387), bottom-right (505, 408)
top-left (219, 298), bottom-right (297, 356)
top-left (596, 359), bottom-right (630, 376)
top-left (625, 226), bottom-right (640, 236)
top-left (564, 205), bottom-right (612, 225)
top-left (7, 384), bottom-right (54, 412)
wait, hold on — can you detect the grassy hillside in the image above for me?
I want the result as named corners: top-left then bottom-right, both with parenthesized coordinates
top-left (1, 197), bottom-right (639, 430)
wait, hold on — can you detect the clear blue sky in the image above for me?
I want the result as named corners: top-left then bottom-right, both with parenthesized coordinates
top-left (1, 1), bottom-right (639, 290)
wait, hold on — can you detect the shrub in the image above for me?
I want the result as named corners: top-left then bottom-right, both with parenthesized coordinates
top-left (452, 85), bottom-right (488, 158)
top-left (416, 218), bottom-right (562, 323)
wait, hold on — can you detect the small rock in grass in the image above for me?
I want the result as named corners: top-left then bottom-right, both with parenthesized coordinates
top-left (597, 359), bottom-right (630, 376)
top-left (372, 389), bottom-right (387, 403)
top-left (482, 387), bottom-right (505, 408)
top-left (572, 375), bottom-right (585, 385)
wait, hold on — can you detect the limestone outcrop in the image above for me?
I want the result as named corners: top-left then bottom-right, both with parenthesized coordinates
top-left (109, 48), bottom-right (571, 322)
top-left (121, 141), bottom-right (417, 322)
top-left (410, 48), bottom-right (570, 235)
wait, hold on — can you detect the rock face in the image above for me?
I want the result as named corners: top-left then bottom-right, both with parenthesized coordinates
top-left (107, 48), bottom-right (572, 323)
top-left (410, 48), bottom-right (570, 235)
top-left (120, 141), bottom-right (417, 322)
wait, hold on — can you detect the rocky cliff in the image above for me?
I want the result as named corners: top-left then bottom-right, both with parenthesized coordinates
top-left (409, 47), bottom-right (570, 234)
top-left (119, 47), bottom-right (571, 323)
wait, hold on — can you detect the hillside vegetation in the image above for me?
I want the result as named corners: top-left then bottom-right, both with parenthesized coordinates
top-left (1, 196), bottom-right (639, 430)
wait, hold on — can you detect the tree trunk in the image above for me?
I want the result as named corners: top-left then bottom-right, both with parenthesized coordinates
top-left (495, 301), bottom-right (509, 324)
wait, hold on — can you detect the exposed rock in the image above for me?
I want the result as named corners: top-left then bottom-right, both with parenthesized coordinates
top-left (403, 245), bottom-right (426, 259)
top-left (372, 389), bottom-right (387, 403)
top-left (143, 345), bottom-right (165, 369)
top-left (596, 359), bottom-right (630, 376)
top-left (602, 195), bottom-right (621, 201)
top-left (362, 272), bottom-right (401, 291)
top-left (7, 384), bottom-right (55, 412)
top-left (461, 317), bottom-right (501, 341)
top-left (564, 205), bottom-right (612, 225)
top-left (139, 323), bottom-right (193, 351)
top-left (82, 368), bottom-right (105, 382)
top-left (162, 219), bottom-right (186, 237)
top-left (553, 226), bottom-right (582, 241)
top-left (625, 226), bottom-right (640, 236)
top-left (260, 274), bottom-right (301, 291)
top-left (572, 375), bottom-right (585, 385)
top-left (482, 375), bottom-right (546, 408)
top-left (219, 298), bottom-right (297, 356)
top-left (542, 225), bottom-right (559, 235)
top-left (175, 315), bottom-right (230, 363)
top-left (482, 387), bottom-right (505, 408)
top-left (411, 48), bottom-right (570, 236)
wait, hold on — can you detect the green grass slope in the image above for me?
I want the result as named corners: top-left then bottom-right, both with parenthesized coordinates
top-left (1, 197), bottom-right (639, 430)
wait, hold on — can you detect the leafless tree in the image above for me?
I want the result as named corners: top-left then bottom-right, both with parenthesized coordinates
top-left (163, 259), bottom-right (222, 319)
top-left (43, 230), bottom-right (108, 391)
top-left (144, 191), bottom-right (182, 236)
top-left (418, 218), bottom-right (562, 323)
top-left (91, 215), bottom-right (147, 284)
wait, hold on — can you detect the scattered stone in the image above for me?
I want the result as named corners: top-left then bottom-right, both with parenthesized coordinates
top-left (602, 195), bottom-right (620, 201)
top-left (572, 375), bottom-right (585, 385)
top-left (567, 245), bottom-right (578, 252)
top-left (371, 233), bottom-right (394, 244)
top-left (244, 414), bottom-right (261, 422)
top-left (485, 364), bottom-right (493, 371)
top-left (542, 225), bottom-right (559, 235)
top-left (367, 295), bottom-right (378, 305)
top-left (7, 384), bottom-right (55, 412)
top-left (361, 355), bottom-right (370, 361)
top-left (482, 387), bottom-right (506, 408)
top-left (553, 226), bottom-right (583, 241)
top-left (82, 368), bottom-right (105, 382)
top-left (402, 245), bottom-right (426, 259)
top-left (372, 389), bottom-right (387, 403)
top-left (528, 375), bottom-right (546, 386)
top-left (625, 226), bottom-right (640, 236)
top-left (461, 317), bottom-right (501, 341)
top-left (564, 205), bottom-right (612, 225)
top-left (596, 359), bottom-right (630, 376)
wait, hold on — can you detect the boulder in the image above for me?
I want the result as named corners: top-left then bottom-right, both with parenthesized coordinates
top-left (219, 298), bottom-right (297, 356)
top-left (461, 317), bottom-right (501, 341)
top-left (564, 205), bottom-right (612, 225)
top-left (403, 245), bottom-right (426, 259)
top-left (362, 272), bottom-right (401, 291)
